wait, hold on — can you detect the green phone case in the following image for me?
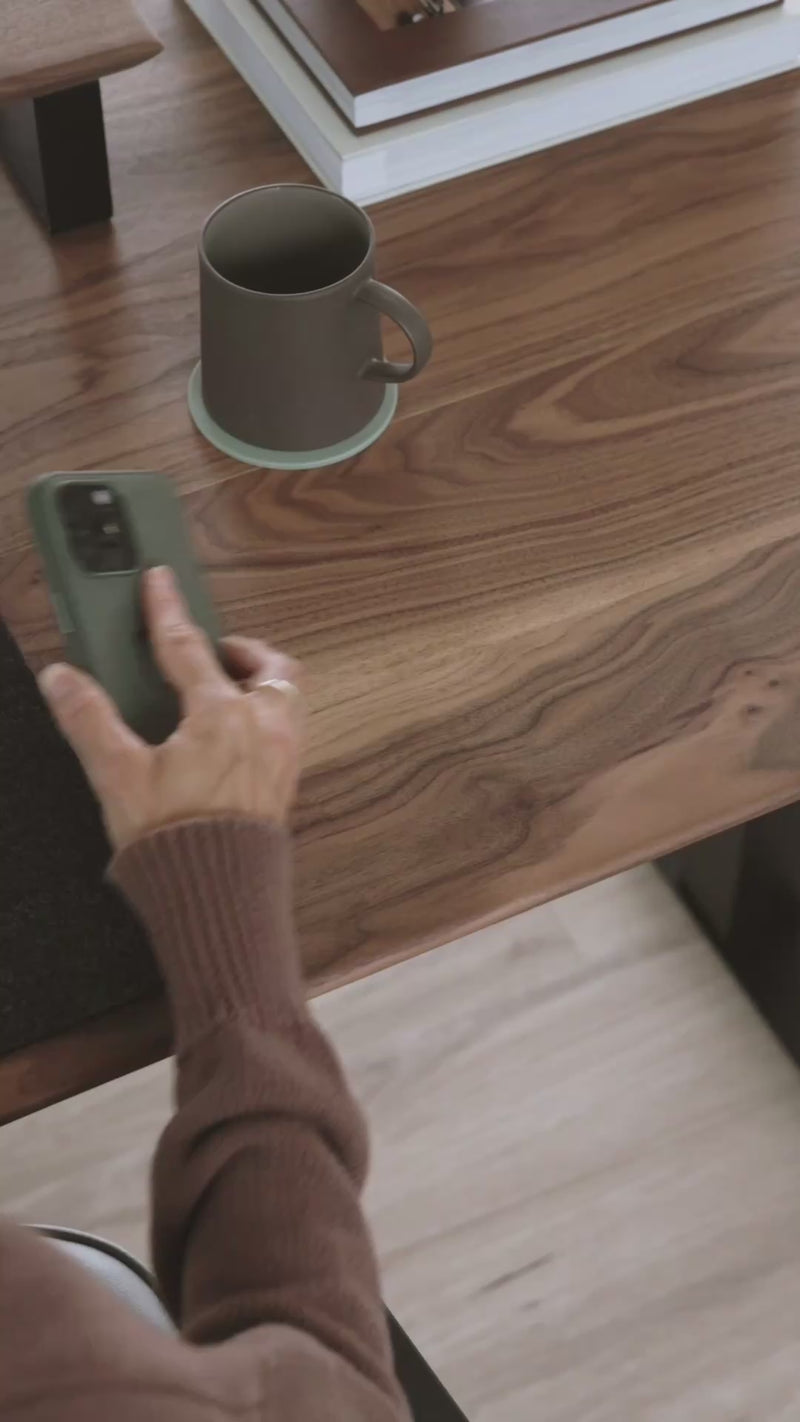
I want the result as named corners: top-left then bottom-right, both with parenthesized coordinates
top-left (27, 471), bottom-right (220, 744)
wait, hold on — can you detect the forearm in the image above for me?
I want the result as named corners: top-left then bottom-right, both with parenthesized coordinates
top-left (111, 819), bottom-right (404, 1410)
top-left (152, 1014), bottom-right (397, 1390)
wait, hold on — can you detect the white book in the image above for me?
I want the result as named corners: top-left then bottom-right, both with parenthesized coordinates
top-left (256, 0), bottom-right (781, 128)
top-left (183, 0), bottom-right (800, 205)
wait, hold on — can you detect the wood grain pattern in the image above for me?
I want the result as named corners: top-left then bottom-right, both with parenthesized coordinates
top-left (323, 868), bottom-right (800, 1421)
top-left (0, 0), bottom-right (163, 103)
top-left (4, 0), bottom-right (800, 1109)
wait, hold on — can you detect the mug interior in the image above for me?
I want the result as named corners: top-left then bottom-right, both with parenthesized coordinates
top-left (203, 186), bottom-right (371, 295)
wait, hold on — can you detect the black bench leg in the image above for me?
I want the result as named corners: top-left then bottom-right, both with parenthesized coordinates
top-left (0, 79), bottom-right (112, 235)
top-left (388, 1311), bottom-right (469, 1420)
top-left (660, 800), bottom-right (800, 1067)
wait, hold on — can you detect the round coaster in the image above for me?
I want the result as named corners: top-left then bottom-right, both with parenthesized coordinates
top-left (188, 364), bottom-right (398, 470)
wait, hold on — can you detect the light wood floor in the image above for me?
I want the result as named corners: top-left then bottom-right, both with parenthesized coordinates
top-left (2, 868), bottom-right (800, 1420)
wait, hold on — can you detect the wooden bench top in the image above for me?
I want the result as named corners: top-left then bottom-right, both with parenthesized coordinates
top-left (0, 0), bottom-right (162, 103)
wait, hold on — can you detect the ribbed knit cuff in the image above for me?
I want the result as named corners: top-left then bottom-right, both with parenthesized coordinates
top-left (109, 818), bottom-right (304, 1048)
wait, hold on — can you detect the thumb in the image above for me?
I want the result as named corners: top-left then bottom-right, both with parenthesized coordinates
top-left (38, 663), bottom-right (146, 795)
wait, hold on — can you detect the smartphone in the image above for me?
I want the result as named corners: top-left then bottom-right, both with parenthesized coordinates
top-left (27, 471), bottom-right (219, 744)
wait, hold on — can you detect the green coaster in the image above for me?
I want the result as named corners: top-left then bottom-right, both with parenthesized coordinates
top-left (188, 363), bottom-right (398, 470)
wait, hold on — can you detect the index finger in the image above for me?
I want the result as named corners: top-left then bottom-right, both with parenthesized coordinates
top-left (143, 566), bottom-right (230, 702)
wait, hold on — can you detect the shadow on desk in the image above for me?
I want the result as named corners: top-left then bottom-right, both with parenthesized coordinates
top-left (0, 620), bottom-right (159, 1061)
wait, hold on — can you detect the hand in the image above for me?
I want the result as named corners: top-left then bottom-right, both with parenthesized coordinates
top-left (38, 566), bottom-right (303, 850)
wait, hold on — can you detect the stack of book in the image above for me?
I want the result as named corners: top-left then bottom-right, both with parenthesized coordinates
top-left (183, 0), bottom-right (800, 202)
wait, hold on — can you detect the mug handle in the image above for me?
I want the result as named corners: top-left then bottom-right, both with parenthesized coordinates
top-left (357, 279), bottom-right (433, 384)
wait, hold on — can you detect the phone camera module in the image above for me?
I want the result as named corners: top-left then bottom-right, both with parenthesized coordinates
top-left (59, 482), bottom-right (137, 574)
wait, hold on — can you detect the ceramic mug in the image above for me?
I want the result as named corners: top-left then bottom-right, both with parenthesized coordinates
top-left (198, 183), bottom-right (432, 454)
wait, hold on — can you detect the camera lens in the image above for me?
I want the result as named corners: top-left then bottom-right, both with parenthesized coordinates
top-left (59, 482), bottom-right (137, 574)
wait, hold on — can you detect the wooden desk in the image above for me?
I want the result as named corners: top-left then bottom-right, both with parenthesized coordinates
top-left (4, 0), bottom-right (800, 1118)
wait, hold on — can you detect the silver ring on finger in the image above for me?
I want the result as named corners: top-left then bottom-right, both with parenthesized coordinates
top-left (248, 677), bottom-right (302, 706)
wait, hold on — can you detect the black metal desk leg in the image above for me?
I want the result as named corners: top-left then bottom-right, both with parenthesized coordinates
top-left (388, 1312), bottom-right (469, 1421)
top-left (0, 80), bottom-right (112, 235)
top-left (661, 800), bottom-right (800, 1067)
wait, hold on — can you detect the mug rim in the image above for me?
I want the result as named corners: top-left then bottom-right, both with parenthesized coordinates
top-left (199, 183), bottom-right (376, 300)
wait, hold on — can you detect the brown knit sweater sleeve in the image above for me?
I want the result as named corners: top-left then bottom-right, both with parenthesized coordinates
top-left (111, 817), bottom-right (410, 1421)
